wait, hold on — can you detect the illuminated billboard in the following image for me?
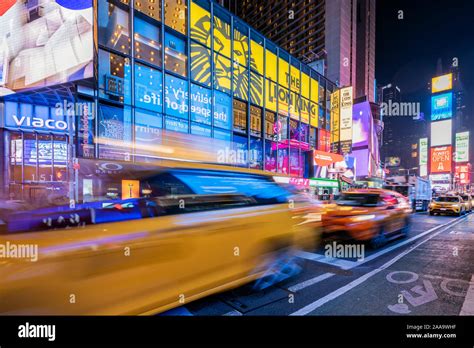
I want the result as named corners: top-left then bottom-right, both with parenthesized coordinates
top-left (431, 73), bottom-right (453, 93)
top-left (0, 0), bottom-right (93, 96)
top-left (431, 92), bottom-right (452, 121)
top-left (455, 165), bottom-right (471, 184)
top-left (339, 87), bottom-right (353, 142)
top-left (430, 119), bottom-right (452, 146)
top-left (430, 146), bottom-right (452, 174)
top-left (330, 90), bottom-right (340, 145)
top-left (455, 131), bottom-right (469, 163)
top-left (419, 138), bottom-right (428, 165)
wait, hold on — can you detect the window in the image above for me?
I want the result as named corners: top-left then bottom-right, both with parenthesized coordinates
top-left (165, 31), bottom-right (187, 76)
top-left (135, 0), bottom-right (161, 21)
top-left (190, 42), bottom-right (211, 86)
top-left (213, 12), bottom-right (231, 58)
top-left (190, 84), bottom-right (212, 125)
top-left (233, 99), bottom-right (247, 132)
top-left (190, 0), bottom-right (211, 46)
top-left (250, 137), bottom-right (263, 170)
top-left (250, 71), bottom-right (263, 106)
top-left (164, 0), bottom-right (187, 35)
top-left (214, 53), bottom-right (231, 94)
top-left (264, 139), bottom-right (277, 172)
top-left (265, 111), bottom-right (276, 140)
top-left (250, 105), bottom-right (262, 137)
top-left (98, 50), bottom-right (132, 104)
top-left (135, 108), bottom-right (163, 160)
top-left (214, 91), bottom-right (232, 129)
top-left (233, 65), bottom-right (249, 100)
top-left (165, 116), bottom-right (189, 133)
top-left (98, 2), bottom-right (130, 54)
top-left (233, 22), bottom-right (249, 67)
top-left (191, 123), bottom-right (211, 137)
top-left (134, 17), bottom-right (162, 66)
top-left (98, 104), bottom-right (133, 161)
top-left (134, 63), bottom-right (163, 112)
top-left (165, 74), bottom-right (188, 119)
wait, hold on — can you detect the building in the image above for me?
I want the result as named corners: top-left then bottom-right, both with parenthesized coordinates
top-left (221, 0), bottom-right (376, 103)
top-left (0, 0), bottom-right (338, 204)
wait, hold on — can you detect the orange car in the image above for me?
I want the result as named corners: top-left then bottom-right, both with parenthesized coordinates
top-left (317, 189), bottom-right (412, 248)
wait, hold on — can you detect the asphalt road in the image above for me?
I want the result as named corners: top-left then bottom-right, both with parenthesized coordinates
top-left (162, 212), bottom-right (474, 316)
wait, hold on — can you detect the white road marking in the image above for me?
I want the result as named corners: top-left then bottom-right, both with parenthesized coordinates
top-left (296, 250), bottom-right (358, 270)
top-left (290, 216), bottom-right (468, 315)
top-left (460, 275), bottom-right (474, 315)
top-left (289, 216), bottom-right (465, 292)
top-left (288, 273), bottom-right (334, 292)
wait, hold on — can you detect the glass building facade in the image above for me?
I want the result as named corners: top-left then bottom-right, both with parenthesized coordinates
top-left (94, 0), bottom-right (336, 173)
top-left (0, 0), bottom-right (337, 202)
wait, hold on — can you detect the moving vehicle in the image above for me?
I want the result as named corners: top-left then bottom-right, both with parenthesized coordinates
top-left (0, 161), bottom-right (315, 315)
top-left (318, 188), bottom-right (412, 248)
top-left (429, 195), bottom-right (466, 216)
top-left (383, 176), bottom-right (431, 212)
top-left (460, 194), bottom-right (472, 212)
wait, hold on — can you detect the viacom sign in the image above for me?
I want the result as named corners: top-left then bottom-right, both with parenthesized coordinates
top-left (4, 102), bottom-right (72, 132)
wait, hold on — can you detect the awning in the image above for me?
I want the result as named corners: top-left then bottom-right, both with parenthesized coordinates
top-left (313, 150), bottom-right (344, 166)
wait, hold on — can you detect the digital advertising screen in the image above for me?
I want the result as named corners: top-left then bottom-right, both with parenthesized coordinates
top-left (430, 146), bottom-right (452, 174)
top-left (431, 73), bottom-right (453, 93)
top-left (419, 137), bottom-right (428, 165)
top-left (0, 0), bottom-right (93, 96)
top-left (431, 92), bottom-right (452, 120)
top-left (455, 131), bottom-right (469, 163)
top-left (430, 119), bottom-right (452, 146)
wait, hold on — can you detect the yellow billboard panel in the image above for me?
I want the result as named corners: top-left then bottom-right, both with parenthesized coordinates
top-left (289, 91), bottom-right (299, 120)
top-left (214, 16), bottom-right (231, 58)
top-left (251, 40), bottom-right (264, 75)
top-left (310, 102), bottom-right (318, 128)
top-left (290, 65), bottom-right (301, 93)
top-left (190, 2), bottom-right (211, 47)
top-left (300, 98), bottom-right (310, 124)
top-left (301, 73), bottom-right (310, 99)
top-left (265, 79), bottom-right (277, 111)
top-left (330, 90), bottom-right (340, 143)
top-left (432, 73), bottom-right (453, 93)
top-left (265, 49), bottom-right (277, 82)
top-left (278, 86), bottom-right (289, 116)
top-left (233, 29), bottom-right (248, 67)
top-left (310, 78), bottom-right (319, 104)
top-left (278, 58), bottom-right (289, 88)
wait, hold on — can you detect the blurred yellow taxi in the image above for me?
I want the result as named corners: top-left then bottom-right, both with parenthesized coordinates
top-left (0, 161), bottom-right (313, 315)
top-left (313, 189), bottom-right (412, 248)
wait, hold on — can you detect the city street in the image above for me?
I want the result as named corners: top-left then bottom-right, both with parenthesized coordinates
top-left (170, 212), bottom-right (474, 316)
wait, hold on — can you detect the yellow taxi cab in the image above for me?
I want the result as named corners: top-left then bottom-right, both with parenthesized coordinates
top-left (429, 195), bottom-right (466, 216)
top-left (460, 194), bottom-right (473, 213)
top-left (314, 188), bottom-right (412, 248)
top-left (0, 161), bottom-right (314, 315)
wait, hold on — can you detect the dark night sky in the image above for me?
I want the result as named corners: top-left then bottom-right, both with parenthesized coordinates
top-left (376, 0), bottom-right (474, 116)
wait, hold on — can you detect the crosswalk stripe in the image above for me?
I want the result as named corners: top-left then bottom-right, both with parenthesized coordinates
top-left (460, 275), bottom-right (474, 315)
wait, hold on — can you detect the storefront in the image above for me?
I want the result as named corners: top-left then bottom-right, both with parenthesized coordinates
top-left (1, 101), bottom-right (74, 205)
top-left (309, 178), bottom-right (339, 201)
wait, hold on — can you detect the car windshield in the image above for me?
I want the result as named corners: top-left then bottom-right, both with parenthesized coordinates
top-left (461, 196), bottom-right (470, 201)
top-left (434, 196), bottom-right (460, 203)
top-left (336, 193), bottom-right (380, 207)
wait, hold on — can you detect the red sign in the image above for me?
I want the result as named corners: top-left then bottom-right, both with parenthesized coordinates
top-left (0, 0), bottom-right (16, 16)
top-left (430, 146), bottom-right (452, 174)
top-left (455, 165), bottom-right (471, 184)
top-left (319, 129), bottom-right (330, 152)
top-left (314, 150), bottom-right (344, 167)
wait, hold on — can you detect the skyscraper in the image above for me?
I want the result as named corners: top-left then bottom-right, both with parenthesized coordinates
top-left (220, 0), bottom-right (376, 102)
